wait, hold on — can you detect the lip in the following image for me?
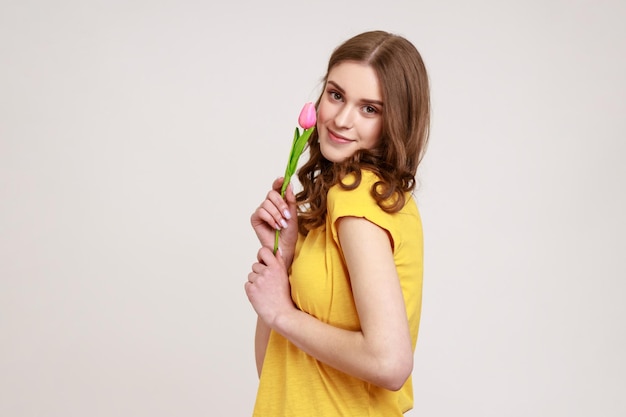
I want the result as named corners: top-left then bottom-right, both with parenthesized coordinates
top-left (327, 129), bottom-right (354, 144)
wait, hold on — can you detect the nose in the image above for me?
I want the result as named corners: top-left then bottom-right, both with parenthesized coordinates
top-left (334, 104), bottom-right (354, 129)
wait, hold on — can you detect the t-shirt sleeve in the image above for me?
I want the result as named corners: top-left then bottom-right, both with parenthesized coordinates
top-left (327, 171), bottom-right (398, 251)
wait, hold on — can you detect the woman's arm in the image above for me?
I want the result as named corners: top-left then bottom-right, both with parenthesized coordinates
top-left (246, 216), bottom-right (413, 391)
top-left (254, 317), bottom-right (271, 377)
top-left (248, 178), bottom-right (297, 377)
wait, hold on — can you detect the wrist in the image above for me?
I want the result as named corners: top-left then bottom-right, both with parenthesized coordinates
top-left (277, 246), bottom-right (294, 269)
top-left (282, 253), bottom-right (294, 269)
top-left (271, 304), bottom-right (299, 337)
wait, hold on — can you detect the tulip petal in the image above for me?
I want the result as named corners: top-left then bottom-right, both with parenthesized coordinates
top-left (298, 102), bottom-right (317, 129)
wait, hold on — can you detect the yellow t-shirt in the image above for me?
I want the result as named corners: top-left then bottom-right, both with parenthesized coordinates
top-left (253, 170), bottom-right (424, 416)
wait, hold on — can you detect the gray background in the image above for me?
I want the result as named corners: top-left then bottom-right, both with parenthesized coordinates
top-left (1, 0), bottom-right (625, 416)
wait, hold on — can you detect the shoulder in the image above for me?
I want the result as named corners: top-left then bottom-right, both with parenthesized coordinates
top-left (327, 170), bottom-right (389, 237)
top-left (327, 169), bottom-right (421, 250)
top-left (327, 169), bottom-right (379, 207)
top-left (327, 169), bottom-right (409, 214)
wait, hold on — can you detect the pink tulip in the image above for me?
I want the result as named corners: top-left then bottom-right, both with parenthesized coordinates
top-left (274, 102), bottom-right (317, 254)
top-left (298, 102), bottom-right (317, 129)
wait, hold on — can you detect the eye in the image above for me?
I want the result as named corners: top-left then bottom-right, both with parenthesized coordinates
top-left (363, 105), bottom-right (379, 115)
top-left (328, 90), bottom-right (343, 101)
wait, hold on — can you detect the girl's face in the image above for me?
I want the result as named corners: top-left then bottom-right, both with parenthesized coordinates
top-left (316, 61), bottom-right (383, 163)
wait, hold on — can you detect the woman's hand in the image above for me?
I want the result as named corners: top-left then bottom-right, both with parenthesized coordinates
top-left (245, 246), bottom-right (296, 327)
top-left (250, 177), bottom-right (298, 266)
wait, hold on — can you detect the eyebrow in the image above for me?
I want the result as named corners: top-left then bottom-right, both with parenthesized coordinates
top-left (327, 80), bottom-right (384, 106)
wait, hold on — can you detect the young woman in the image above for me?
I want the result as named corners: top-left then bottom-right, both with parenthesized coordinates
top-left (245, 30), bottom-right (430, 416)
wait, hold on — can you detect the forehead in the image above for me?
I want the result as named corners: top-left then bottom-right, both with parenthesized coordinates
top-left (327, 61), bottom-right (382, 101)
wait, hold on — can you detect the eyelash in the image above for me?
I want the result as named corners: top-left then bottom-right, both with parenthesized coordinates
top-left (327, 90), bottom-right (380, 115)
top-left (363, 105), bottom-right (378, 115)
top-left (329, 90), bottom-right (342, 101)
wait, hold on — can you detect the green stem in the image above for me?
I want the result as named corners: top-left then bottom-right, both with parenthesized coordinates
top-left (272, 125), bottom-right (314, 255)
top-left (273, 188), bottom-right (286, 255)
top-left (273, 229), bottom-right (280, 255)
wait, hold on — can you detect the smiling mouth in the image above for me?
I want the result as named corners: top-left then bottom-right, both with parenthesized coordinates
top-left (328, 130), bottom-right (353, 143)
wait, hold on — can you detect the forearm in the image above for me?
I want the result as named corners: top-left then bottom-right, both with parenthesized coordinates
top-left (254, 317), bottom-right (271, 377)
top-left (272, 307), bottom-right (412, 391)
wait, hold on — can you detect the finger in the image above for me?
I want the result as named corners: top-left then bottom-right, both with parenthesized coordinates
top-left (283, 183), bottom-right (298, 223)
top-left (244, 281), bottom-right (254, 300)
top-left (255, 200), bottom-right (286, 230)
top-left (284, 182), bottom-right (296, 205)
top-left (251, 262), bottom-right (265, 274)
top-left (247, 271), bottom-right (256, 283)
top-left (274, 248), bottom-right (286, 269)
top-left (266, 189), bottom-right (291, 225)
top-left (272, 177), bottom-right (286, 192)
top-left (257, 246), bottom-right (277, 267)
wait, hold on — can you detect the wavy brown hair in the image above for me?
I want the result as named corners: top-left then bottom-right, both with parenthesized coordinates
top-left (297, 30), bottom-right (430, 235)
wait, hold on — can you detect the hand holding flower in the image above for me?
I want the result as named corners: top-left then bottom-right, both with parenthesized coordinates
top-left (274, 103), bottom-right (316, 253)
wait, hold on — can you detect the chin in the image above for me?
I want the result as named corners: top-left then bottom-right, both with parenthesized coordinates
top-left (319, 134), bottom-right (356, 163)
top-left (320, 143), bottom-right (353, 164)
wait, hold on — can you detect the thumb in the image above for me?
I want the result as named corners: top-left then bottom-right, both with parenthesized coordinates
top-left (284, 184), bottom-right (298, 223)
top-left (258, 246), bottom-right (287, 271)
top-left (272, 176), bottom-right (286, 193)
top-left (275, 246), bottom-right (288, 270)
top-left (284, 182), bottom-right (296, 204)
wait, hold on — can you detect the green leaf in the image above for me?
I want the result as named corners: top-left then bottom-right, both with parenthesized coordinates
top-left (288, 127), bottom-right (314, 173)
top-left (275, 126), bottom-right (315, 254)
top-left (285, 128), bottom-right (300, 170)
top-left (280, 129), bottom-right (301, 195)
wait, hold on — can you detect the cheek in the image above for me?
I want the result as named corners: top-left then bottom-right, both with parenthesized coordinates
top-left (364, 120), bottom-right (383, 146)
top-left (316, 101), bottom-right (331, 125)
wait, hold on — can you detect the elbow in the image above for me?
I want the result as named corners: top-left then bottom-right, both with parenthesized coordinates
top-left (375, 353), bottom-right (414, 391)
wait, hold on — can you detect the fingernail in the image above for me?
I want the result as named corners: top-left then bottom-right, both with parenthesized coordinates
top-left (280, 219), bottom-right (288, 229)
top-left (283, 210), bottom-right (292, 220)
top-left (275, 223), bottom-right (281, 230)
